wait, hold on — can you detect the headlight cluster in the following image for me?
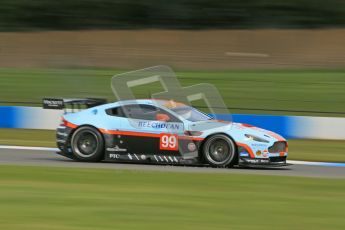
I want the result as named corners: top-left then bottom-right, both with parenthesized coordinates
top-left (244, 134), bottom-right (269, 143)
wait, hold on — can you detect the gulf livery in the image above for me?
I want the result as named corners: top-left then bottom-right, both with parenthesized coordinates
top-left (44, 98), bottom-right (288, 167)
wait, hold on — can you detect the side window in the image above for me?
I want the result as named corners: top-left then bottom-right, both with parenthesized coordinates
top-left (106, 104), bottom-right (180, 122)
top-left (126, 104), bottom-right (158, 120)
top-left (106, 107), bottom-right (126, 117)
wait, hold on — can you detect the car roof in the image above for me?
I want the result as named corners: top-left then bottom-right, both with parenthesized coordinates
top-left (100, 99), bottom-right (187, 109)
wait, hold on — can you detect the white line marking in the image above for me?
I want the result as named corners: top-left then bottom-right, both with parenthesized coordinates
top-left (0, 145), bottom-right (344, 167)
top-left (287, 160), bottom-right (345, 167)
top-left (134, 154), bottom-right (139, 160)
top-left (0, 145), bottom-right (58, 151)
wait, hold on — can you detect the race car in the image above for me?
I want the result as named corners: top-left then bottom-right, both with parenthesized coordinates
top-left (44, 98), bottom-right (288, 167)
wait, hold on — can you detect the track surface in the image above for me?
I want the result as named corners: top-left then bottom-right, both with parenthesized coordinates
top-left (0, 148), bottom-right (344, 178)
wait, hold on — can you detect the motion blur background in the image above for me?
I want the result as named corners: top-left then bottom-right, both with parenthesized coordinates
top-left (1, 1), bottom-right (345, 230)
top-left (0, 0), bottom-right (344, 159)
top-left (1, 0), bottom-right (345, 69)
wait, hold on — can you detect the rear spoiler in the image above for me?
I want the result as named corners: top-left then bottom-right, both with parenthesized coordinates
top-left (42, 98), bottom-right (107, 112)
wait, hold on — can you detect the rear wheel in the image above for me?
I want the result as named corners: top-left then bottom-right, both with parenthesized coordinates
top-left (71, 126), bottom-right (104, 162)
top-left (202, 134), bottom-right (236, 167)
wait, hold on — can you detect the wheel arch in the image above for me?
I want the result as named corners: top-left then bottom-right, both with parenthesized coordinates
top-left (199, 132), bottom-right (239, 164)
top-left (69, 124), bottom-right (106, 161)
top-left (66, 124), bottom-right (105, 149)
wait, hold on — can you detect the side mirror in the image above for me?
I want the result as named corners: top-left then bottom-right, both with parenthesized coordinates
top-left (156, 113), bottom-right (170, 122)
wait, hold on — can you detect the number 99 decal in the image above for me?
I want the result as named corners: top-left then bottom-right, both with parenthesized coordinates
top-left (160, 133), bottom-right (178, 151)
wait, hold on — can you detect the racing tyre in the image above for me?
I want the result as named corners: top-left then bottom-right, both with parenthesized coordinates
top-left (71, 126), bottom-right (104, 162)
top-left (202, 134), bottom-right (236, 167)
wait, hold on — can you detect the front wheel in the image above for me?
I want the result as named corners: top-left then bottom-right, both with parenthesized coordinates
top-left (202, 134), bottom-right (237, 167)
top-left (71, 126), bottom-right (104, 162)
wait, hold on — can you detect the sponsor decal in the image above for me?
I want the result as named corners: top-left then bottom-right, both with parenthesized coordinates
top-left (109, 154), bottom-right (120, 159)
top-left (106, 145), bottom-right (127, 152)
top-left (140, 155), bottom-right (146, 160)
top-left (138, 121), bottom-right (181, 130)
top-left (43, 98), bottom-right (64, 109)
top-left (256, 150), bottom-right (262, 156)
top-left (187, 142), bottom-right (196, 152)
top-left (251, 143), bottom-right (267, 147)
top-left (240, 152), bottom-right (249, 157)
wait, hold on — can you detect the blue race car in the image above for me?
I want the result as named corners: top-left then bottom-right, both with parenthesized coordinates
top-left (44, 98), bottom-right (288, 167)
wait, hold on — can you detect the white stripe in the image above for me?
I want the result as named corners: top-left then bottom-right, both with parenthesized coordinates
top-left (57, 132), bottom-right (68, 136)
top-left (0, 145), bottom-right (344, 167)
top-left (287, 160), bottom-right (345, 167)
top-left (168, 156), bottom-right (174, 162)
top-left (163, 156), bottom-right (169, 162)
top-left (0, 145), bottom-right (58, 151)
top-left (153, 155), bottom-right (158, 162)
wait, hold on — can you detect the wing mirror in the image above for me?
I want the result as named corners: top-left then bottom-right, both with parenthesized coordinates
top-left (156, 113), bottom-right (170, 122)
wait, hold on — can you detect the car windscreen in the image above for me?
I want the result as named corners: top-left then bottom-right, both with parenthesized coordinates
top-left (170, 106), bottom-right (212, 122)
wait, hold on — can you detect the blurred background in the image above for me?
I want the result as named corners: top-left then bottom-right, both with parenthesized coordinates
top-left (0, 1), bottom-right (345, 230)
top-left (0, 0), bottom-right (344, 156)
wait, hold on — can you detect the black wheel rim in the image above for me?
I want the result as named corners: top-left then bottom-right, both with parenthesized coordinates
top-left (208, 139), bottom-right (230, 163)
top-left (76, 132), bottom-right (98, 156)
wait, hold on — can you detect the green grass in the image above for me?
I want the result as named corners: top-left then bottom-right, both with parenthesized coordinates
top-left (0, 68), bottom-right (345, 116)
top-left (0, 165), bottom-right (344, 230)
top-left (0, 68), bottom-right (344, 162)
top-left (0, 129), bottom-right (55, 147)
top-left (0, 129), bottom-right (344, 162)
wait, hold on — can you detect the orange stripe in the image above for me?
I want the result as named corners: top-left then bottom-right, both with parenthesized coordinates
top-left (99, 128), bottom-right (204, 141)
top-left (62, 120), bottom-right (204, 141)
top-left (236, 142), bottom-right (255, 158)
top-left (63, 119), bottom-right (78, 129)
top-left (99, 129), bottom-right (160, 138)
top-left (178, 136), bottom-right (204, 141)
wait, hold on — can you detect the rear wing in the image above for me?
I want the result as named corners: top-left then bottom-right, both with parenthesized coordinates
top-left (43, 98), bottom-right (107, 112)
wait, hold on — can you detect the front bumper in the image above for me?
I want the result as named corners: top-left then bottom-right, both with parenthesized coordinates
top-left (239, 156), bottom-right (289, 167)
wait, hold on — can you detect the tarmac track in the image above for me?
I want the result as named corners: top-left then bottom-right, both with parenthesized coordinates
top-left (0, 147), bottom-right (344, 179)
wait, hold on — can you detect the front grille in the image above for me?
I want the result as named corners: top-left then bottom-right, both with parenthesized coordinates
top-left (268, 141), bottom-right (287, 153)
top-left (270, 156), bottom-right (287, 162)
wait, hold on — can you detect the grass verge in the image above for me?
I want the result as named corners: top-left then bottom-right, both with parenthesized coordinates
top-left (0, 165), bottom-right (344, 230)
top-left (0, 128), bottom-right (344, 162)
top-left (0, 68), bottom-right (345, 116)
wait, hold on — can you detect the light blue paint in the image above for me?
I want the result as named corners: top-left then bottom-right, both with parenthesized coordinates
top-left (213, 113), bottom-right (292, 138)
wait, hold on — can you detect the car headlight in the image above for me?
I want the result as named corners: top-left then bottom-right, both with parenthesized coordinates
top-left (245, 134), bottom-right (269, 143)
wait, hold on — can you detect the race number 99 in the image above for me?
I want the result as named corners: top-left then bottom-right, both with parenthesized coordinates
top-left (160, 133), bottom-right (178, 151)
